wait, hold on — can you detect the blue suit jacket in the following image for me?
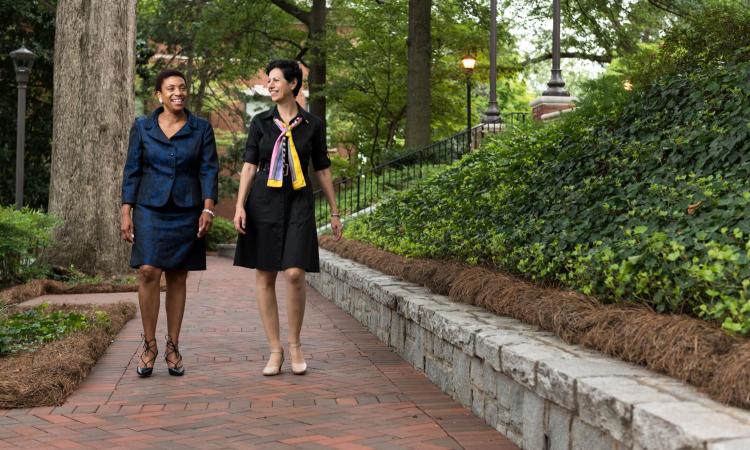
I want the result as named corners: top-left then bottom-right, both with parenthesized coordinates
top-left (121, 108), bottom-right (219, 208)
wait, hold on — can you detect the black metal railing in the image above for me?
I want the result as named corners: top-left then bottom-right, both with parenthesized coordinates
top-left (314, 112), bottom-right (529, 228)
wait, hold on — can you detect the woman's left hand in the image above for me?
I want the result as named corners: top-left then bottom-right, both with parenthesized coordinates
top-left (198, 211), bottom-right (213, 238)
top-left (331, 216), bottom-right (343, 240)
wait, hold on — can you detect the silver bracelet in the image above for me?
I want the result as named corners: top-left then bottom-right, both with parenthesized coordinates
top-left (202, 208), bottom-right (215, 217)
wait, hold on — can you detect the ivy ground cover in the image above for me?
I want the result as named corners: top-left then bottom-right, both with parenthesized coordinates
top-left (347, 20), bottom-right (750, 333)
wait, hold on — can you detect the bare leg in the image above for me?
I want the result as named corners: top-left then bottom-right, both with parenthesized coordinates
top-left (284, 268), bottom-right (306, 367)
top-left (164, 270), bottom-right (188, 368)
top-left (138, 265), bottom-right (162, 369)
top-left (256, 270), bottom-right (283, 368)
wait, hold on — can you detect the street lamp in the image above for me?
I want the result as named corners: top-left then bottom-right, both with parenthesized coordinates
top-left (461, 55), bottom-right (477, 133)
top-left (543, 0), bottom-right (569, 96)
top-left (483, 0), bottom-right (502, 124)
top-left (461, 54), bottom-right (476, 151)
top-left (10, 45), bottom-right (35, 210)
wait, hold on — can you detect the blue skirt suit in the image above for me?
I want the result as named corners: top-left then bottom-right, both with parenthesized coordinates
top-left (121, 107), bottom-right (219, 271)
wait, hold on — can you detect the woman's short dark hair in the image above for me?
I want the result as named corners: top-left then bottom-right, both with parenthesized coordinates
top-left (154, 69), bottom-right (187, 92)
top-left (265, 60), bottom-right (303, 97)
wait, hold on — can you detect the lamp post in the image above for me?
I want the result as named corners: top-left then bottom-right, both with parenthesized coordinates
top-left (10, 45), bottom-right (35, 210)
top-left (461, 54), bottom-right (476, 152)
top-left (543, 0), bottom-right (569, 96)
top-left (483, 0), bottom-right (502, 124)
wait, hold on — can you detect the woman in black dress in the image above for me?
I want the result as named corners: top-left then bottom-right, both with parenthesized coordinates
top-left (120, 69), bottom-right (219, 377)
top-left (233, 60), bottom-right (342, 376)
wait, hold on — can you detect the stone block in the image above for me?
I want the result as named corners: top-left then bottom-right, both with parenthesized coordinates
top-left (429, 310), bottom-right (484, 355)
top-left (368, 283), bottom-right (399, 309)
top-left (420, 329), bottom-right (434, 357)
top-left (484, 398), bottom-right (499, 429)
top-left (522, 390), bottom-right (546, 450)
top-left (536, 356), bottom-right (651, 411)
top-left (576, 376), bottom-right (680, 445)
top-left (501, 341), bottom-right (562, 389)
top-left (509, 383), bottom-right (526, 432)
top-left (633, 401), bottom-right (750, 450)
top-left (397, 296), bottom-right (433, 323)
top-left (547, 403), bottom-right (572, 450)
top-left (475, 329), bottom-right (527, 371)
top-left (388, 314), bottom-right (406, 351)
top-left (571, 418), bottom-right (623, 450)
top-left (497, 371), bottom-right (515, 410)
top-left (425, 355), bottom-right (453, 394)
top-left (431, 334), bottom-right (455, 361)
top-left (472, 388), bottom-right (485, 417)
top-left (452, 348), bottom-right (473, 407)
top-left (480, 360), bottom-right (498, 398)
top-left (470, 356), bottom-right (483, 391)
top-left (404, 329), bottom-right (425, 371)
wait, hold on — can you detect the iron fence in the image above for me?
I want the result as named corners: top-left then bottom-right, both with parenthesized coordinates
top-left (314, 112), bottom-right (529, 228)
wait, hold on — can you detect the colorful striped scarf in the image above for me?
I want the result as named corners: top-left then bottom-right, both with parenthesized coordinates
top-left (267, 116), bottom-right (306, 190)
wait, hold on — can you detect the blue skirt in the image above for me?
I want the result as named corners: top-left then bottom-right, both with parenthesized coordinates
top-left (130, 198), bottom-right (206, 271)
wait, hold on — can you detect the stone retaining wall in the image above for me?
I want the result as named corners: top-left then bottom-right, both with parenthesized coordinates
top-left (308, 249), bottom-right (750, 450)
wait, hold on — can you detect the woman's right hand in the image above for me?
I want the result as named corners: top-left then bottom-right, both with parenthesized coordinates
top-left (120, 206), bottom-right (134, 243)
top-left (233, 207), bottom-right (246, 235)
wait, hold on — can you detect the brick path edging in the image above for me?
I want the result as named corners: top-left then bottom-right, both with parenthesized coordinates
top-left (307, 249), bottom-right (750, 450)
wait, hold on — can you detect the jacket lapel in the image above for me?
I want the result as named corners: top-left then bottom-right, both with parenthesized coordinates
top-left (143, 107), bottom-right (172, 144)
top-left (171, 109), bottom-right (199, 139)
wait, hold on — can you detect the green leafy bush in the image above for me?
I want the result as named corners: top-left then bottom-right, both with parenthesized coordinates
top-left (346, 26), bottom-right (750, 334)
top-left (0, 207), bottom-right (59, 288)
top-left (0, 303), bottom-right (108, 354)
top-left (206, 216), bottom-right (236, 251)
top-left (622, 1), bottom-right (750, 88)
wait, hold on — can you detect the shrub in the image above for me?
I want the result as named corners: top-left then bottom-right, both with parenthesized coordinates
top-left (622, 1), bottom-right (750, 88)
top-left (0, 302), bottom-right (108, 354)
top-left (0, 207), bottom-right (59, 288)
top-left (206, 216), bottom-right (236, 251)
top-left (346, 53), bottom-right (750, 333)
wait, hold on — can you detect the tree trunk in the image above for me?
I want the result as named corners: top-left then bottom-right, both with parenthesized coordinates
top-left (308, 0), bottom-right (327, 139)
top-left (406, 0), bottom-right (431, 150)
top-left (268, 0), bottom-right (327, 143)
top-left (48, 0), bottom-right (136, 274)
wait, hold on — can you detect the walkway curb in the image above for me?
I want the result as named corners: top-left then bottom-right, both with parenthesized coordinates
top-left (308, 249), bottom-right (750, 450)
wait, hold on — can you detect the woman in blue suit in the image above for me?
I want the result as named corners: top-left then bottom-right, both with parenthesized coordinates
top-left (120, 69), bottom-right (219, 377)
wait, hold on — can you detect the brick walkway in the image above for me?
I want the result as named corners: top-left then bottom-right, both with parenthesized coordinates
top-left (0, 256), bottom-right (518, 449)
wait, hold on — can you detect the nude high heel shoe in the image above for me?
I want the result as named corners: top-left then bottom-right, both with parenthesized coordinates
top-left (263, 349), bottom-right (284, 376)
top-left (288, 342), bottom-right (307, 375)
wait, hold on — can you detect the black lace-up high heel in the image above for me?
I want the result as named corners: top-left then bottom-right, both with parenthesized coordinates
top-left (137, 334), bottom-right (158, 377)
top-left (164, 335), bottom-right (185, 376)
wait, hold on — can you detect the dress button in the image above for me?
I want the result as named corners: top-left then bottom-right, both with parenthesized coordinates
top-left (170, 153), bottom-right (174, 157)
top-left (169, 175), bottom-right (174, 179)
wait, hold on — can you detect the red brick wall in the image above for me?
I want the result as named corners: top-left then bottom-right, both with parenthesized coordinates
top-left (532, 102), bottom-right (575, 121)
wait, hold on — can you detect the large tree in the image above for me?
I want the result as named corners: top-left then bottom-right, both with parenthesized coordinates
top-left (513, 0), bottom-right (684, 66)
top-left (405, 0), bottom-right (431, 150)
top-left (269, 0), bottom-right (328, 135)
top-left (47, 0), bottom-right (136, 274)
top-left (325, 0), bottom-right (521, 166)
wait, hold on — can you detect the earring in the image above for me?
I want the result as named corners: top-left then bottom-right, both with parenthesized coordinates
top-left (159, 97), bottom-right (163, 104)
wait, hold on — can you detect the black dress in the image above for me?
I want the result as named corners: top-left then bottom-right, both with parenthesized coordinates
top-left (233, 105), bottom-right (331, 273)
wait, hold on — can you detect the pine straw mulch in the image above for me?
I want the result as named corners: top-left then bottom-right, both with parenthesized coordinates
top-left (0, 302), bottom-right (137, 408)
top-left (0, 280), bottom-right (138, 307)
top-left (319, 236), bottom-right (750, 409)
